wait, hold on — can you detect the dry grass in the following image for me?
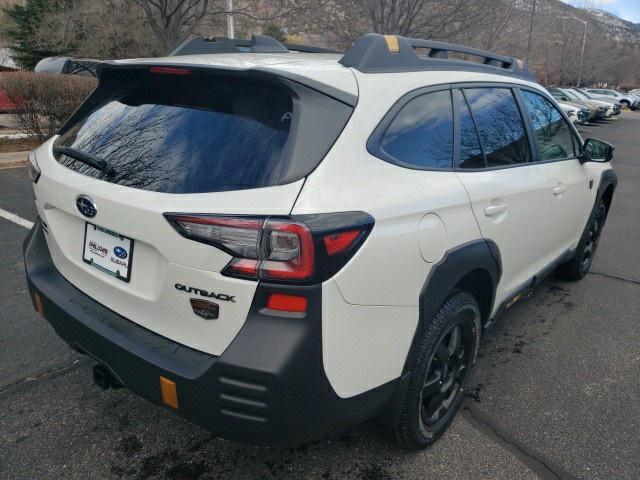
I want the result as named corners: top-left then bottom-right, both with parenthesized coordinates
top-left (0, 136), bottom-right (41, 153)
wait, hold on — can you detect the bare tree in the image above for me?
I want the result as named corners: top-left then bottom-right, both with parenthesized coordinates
top-left (134, 0), bottom-right (210, 54)
top-left (34, 0), bottom-right (162, 59)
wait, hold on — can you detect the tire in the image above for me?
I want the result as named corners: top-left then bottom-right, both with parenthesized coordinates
top-left (557, 198), bottom-right (607, 281)
top-left (394, 291), bottom-right (481, 450)
top-left (621, 100), bottom-right (630, 110)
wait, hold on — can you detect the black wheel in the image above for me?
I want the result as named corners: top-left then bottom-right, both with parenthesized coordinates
top-left (394, 292), bottom-right (481, 450)
top-left (557, 198), bottom-right (607, 281)
top-left (621, 100), bottom-right (630, 110)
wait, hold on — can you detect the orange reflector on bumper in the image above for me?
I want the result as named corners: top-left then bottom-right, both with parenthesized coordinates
top-left (33, 291), bottom-right (44, 317)
top-left (160, 376), bottom-right (179, 409)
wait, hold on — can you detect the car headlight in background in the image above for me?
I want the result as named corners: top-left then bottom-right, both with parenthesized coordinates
top-left (27, 150), bottom-right (40, 183)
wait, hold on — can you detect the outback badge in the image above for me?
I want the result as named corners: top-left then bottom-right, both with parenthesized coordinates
top-left (189, 298), bottom-right (219, 320)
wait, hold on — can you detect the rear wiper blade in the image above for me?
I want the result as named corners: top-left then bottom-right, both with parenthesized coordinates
top-left (53, 146), bottom-right (115, 176)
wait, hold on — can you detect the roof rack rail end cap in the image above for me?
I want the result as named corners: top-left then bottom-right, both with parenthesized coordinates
top-left (339, 33), bottom-right (420, 71)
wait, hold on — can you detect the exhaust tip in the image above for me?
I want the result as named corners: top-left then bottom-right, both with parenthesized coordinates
top-left (92, 364), bottom-right (123, 390)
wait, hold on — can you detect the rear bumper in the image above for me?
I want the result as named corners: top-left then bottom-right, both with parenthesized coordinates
top-left (24, 219), bottom-right (397, 446)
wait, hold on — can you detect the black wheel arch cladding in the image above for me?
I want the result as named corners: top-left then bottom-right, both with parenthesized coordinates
top-left (596, 168), bottom-right (617, 215)
top-left (377, 239), bottom-right (500, 427)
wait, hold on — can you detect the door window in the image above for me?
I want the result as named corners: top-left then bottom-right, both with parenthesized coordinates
top-left (520, 90), bottom-right (576, 161)
top-left (464, 88), bottom-right (531, 167)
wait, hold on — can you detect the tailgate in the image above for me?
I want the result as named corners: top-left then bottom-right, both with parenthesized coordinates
top-left (34, 139), bottom-right (303, 356)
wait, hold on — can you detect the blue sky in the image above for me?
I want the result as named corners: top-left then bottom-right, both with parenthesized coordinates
top-left (560, 0), bottom-right (640, 24)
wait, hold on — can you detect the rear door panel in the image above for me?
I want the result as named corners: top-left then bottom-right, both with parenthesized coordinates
top-left (457, 165), bottom-right (553, 303)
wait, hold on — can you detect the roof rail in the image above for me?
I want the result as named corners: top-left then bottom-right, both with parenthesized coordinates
top-left (339, 33), bottom-right (532, 80)
top-left (170, 34), bottom-right (339, 56)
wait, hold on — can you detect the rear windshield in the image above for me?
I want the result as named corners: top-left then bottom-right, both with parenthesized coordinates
top-left (55, 72), bottom-right (297, 193)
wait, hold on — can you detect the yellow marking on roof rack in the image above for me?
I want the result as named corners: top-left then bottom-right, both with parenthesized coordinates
top-left (384, 35), bottom-right (400, 53)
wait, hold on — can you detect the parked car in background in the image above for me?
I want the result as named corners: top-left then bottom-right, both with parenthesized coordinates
top-left (585, 88), bottom-right (639, 110)
top-left (548, 88), bottom-right (601, 121)
top-left (566, 88), bottom-right (619, 117)
top-left (574, 88), bottom-right (621, 115)
top-left (555, 88), bottom-right (609, 119)
top-left (557, 101), bottom-right (588, 125)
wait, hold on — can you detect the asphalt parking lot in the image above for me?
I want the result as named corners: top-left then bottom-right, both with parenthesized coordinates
top-left (1, 113), bottom-right (639, 480)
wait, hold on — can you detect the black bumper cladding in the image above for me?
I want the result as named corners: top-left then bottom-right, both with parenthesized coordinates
top-left (23, 219), bottom-right (397, 446)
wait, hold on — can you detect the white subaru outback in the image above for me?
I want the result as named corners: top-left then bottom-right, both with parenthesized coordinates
top-left (24, 34), bottom-right (617, 450)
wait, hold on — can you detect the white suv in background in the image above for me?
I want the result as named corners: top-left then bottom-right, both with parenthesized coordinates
top-left (24, 33), bottom-right (617, 450)
top-left (585, 88), bottom-right (639, 110)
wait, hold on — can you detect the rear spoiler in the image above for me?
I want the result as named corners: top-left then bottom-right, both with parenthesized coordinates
top-left (59, 62), bottom-right (357, 136)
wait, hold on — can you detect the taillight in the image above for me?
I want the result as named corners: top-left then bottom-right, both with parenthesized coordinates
top-left (323, 230), bottom-right (361, 256)
top-left (165, 212), bottom-right (374, 284)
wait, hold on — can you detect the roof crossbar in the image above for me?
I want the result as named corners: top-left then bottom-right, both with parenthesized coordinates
top-left (339, 33), bottom-right (532, 79)
top-left (170, 34), bottom-right (339, 56)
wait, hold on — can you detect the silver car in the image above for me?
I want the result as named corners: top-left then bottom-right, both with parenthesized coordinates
top-left (570, 89), bottom-right (620, 116)
top-left (585, 88), bottom-right (638, 110)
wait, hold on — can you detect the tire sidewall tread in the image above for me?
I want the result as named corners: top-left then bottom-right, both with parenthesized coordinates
top-left (394, 291), bottom-right (481, 450)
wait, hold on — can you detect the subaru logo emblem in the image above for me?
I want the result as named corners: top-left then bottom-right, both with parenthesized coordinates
top-left (76, 195), bottom-right (97, 218)
top-left (113, 246), bottom-right (127, 259)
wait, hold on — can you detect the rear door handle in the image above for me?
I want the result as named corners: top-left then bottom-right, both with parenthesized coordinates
top-left (553, 183), bottom-right (566, 196)
top-left (484, 204), bottom-right (507, 217)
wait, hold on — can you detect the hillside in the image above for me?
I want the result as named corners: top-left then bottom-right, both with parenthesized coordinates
top-left (586, 8), bottom-right (640, 44)
top-left (514, 0), bottom-right (640, 45)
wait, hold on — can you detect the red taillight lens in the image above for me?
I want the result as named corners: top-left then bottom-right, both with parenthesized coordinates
top-left (166, 215), bottom-right (315, 282)
top-left (261, 221), bottom-right (314, 281)
top-left (165, 212), bottom-right (374, 284)
top-left (323, 230), bottom-right (361, 256)
top-left (266, 293), bottom-right (308, 313)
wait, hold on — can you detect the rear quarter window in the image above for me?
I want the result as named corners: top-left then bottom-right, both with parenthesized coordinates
top-left (374, 89), bottom-right (454, 169)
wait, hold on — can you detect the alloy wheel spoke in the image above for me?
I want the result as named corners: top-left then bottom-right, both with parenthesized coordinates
top-left (455, 363), bottom-right (467, 379)
top-left (421, 320), bottom-right (473, 427)
top-left (422, 371), bottom-right (442, 396)
top-left (447, 326), bottom-right (461, 357)
top-left (436, 342), bottom-right (450, 363)
top-left (424, 392), bottom-right (445, 418)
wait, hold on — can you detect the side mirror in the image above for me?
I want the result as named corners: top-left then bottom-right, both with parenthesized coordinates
top-left (580, 138), bottom-right (614, 163)
top-left (561, 96), bottom-right (569, 101)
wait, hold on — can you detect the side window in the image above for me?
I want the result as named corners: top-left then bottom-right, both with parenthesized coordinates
top-left (380, 90), bottom-right (453, 169)
top-left (464, 88), bottom-right (531, 167)
top-left (520, 90), bottom-right (576, 161)
top-left (454, 90), bottom-right (485, 169)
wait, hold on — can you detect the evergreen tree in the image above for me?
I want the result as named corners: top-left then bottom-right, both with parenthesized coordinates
top-left (3, 0), bottom-right (73, 70)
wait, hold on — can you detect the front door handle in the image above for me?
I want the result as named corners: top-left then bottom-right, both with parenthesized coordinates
top-left (485, 203), bottom-right (507, 217)
top-left (553, 183), bottom-right (566, 196)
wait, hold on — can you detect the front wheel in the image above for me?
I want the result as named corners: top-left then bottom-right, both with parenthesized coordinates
top-left (394, 292), bottom-right (481, 450)
top-left (557, 198), bottom-right (607, 281)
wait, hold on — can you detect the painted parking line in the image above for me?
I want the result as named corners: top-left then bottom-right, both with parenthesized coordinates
top-left (0, 207), bottom-right (33, 229)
